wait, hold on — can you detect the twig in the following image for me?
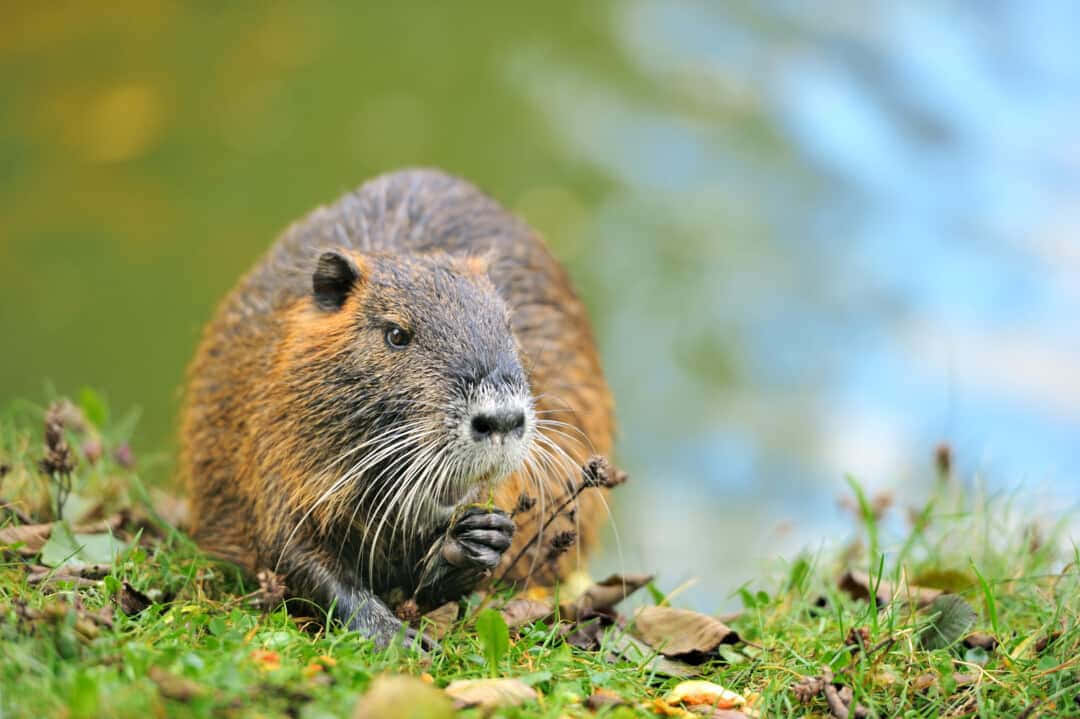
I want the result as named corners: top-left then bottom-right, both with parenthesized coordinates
top-left (1018, 699), bottom-right (1044, 719)
top-left (495, 456), bottom-right (625, 585)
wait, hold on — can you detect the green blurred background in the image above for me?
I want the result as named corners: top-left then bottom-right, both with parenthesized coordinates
top-left (0, 2), bottom-right (618, 450)
top-left (4, 1), bottom-right (1078, 608)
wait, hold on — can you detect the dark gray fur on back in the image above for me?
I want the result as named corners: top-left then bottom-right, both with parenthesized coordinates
top-left (239, 169), bottom-right (545, 318)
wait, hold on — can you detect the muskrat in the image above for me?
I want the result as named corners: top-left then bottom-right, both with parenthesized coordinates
top-left (179, 169), bottom-right (614, 643)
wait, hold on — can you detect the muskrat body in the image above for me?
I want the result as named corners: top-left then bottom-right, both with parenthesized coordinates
top-left (179, 169), bottom-right (613, 642)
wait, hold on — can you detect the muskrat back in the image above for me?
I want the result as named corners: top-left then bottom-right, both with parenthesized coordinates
top-left (180, 168), bottom-right (614, 642)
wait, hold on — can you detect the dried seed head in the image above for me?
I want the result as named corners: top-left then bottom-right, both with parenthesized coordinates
top-left (39, 403), bottom-right (75, 476)
top-left (935, 443), bottom-right (952, 477)
top-left (845, 626), bottom-right (871, 651)
top-left (512, 493), bottom-right (536, 516)
top-left (545, 530), bottom-right (577, 562)
top-left (581, 456), bottom-right (628, 489)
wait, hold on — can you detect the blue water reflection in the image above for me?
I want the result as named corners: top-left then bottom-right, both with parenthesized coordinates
top-left (515, 0), bottom-right (1080, 609)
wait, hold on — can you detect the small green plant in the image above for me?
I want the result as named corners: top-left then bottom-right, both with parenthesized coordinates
top-left (474, 608), bottom-right (510, 676)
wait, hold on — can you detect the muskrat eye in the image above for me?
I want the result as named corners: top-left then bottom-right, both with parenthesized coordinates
top-left (385, 325), bottom-right (412, 349)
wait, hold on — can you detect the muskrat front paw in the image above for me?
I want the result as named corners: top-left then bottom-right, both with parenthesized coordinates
top-left (440, 505), bottom-right (515, 570)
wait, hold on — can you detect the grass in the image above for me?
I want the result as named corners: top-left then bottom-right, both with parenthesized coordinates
top-left (1, 395), bottom-right (1078, 718)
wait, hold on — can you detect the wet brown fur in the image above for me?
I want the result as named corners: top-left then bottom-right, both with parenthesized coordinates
top-left (179, 169), bottom-right (614, 611)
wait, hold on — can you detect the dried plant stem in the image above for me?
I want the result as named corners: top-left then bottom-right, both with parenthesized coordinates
top-left (495, 456), bottom-right (625, 585)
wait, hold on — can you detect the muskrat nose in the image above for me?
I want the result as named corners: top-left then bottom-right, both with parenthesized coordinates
top-left (470, 409), bottom-right (526, 442)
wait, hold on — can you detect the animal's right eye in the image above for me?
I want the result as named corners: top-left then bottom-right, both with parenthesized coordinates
top-left (385, 325), bottom-right (412, 349)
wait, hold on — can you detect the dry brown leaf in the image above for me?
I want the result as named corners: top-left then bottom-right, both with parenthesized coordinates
top-left (586, 688), bottom-right (627, 709)
top-left (26, 563), bottom-right (110, 588)
top-left (444, 678), bottom-right (538, 709)
top-left (839, 570), bottom-right (942, 608)
top-left (913, 672), bottom-right (979, 694)
top-left (419, 602), bottom-right (459, 639)
top-left (117, 581), bottom-right (153, 616)
top-left (149, 666), bottom-right (206, 702)
top-left (352, 675), bottom-right (454, 719)
top-left (1035, 630), bottom-right (1062, 653)
top-left (562, 616), bottom-right (609, 651)
top-left (0, 523), bottom-right (53, 555)
top-left (560, 573), bottom-right (653, 621)
top-left (607, 630), bottom-right (701, 678)
top-left (963, 632), bottom-right (998, 651)
top-left (633, 606), bottom-right (741, 658)
top-left (498, 598), bottom-right (553, 630)
top-left (913, 673), bottom-right (937, 692)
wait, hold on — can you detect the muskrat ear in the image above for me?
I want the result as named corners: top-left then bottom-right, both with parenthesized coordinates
top-left (313, 251), bottom-right (361, 311)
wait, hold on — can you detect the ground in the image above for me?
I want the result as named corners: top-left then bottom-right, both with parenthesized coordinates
top-left (1, 394), bottom-right (1078, 718)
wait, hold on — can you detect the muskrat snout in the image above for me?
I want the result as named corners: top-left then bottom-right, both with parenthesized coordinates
top-left (470, 406), bottom-right (527, 443)
top-left (454, 389), bottom-right (534, 493)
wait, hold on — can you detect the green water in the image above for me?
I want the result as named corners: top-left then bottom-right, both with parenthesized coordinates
top-left (0, 2), bottom-right (624, 461)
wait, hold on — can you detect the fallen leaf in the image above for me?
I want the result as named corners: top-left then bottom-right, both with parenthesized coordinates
top-left (607, 629), bottom-right (700, 678)
top-left (26, 563), bottom-right (110, 589)
top-left (562, 615), bottom-right (609, 651)
top-left (444, 678), bottom-right (538, 709)
top-left (954, 673), bottom-right (978, 687)
top-left (149, 666), bottom-right (206, 702)
top-left (498, 598), bottom-right (553, 630)
top-left (913, 671), bottom-right (979, 694)
top-left (666, 680), bottom-right (748, 709)
top-left (0, 523), bottom-right (53, 555)
top-left (116, 581), bottom-right (152, 616)
top-left (913, 673), bottom-right (937, 692)
top-left (40, 521), bottom-right (128, 568)
top-left (633, 606), bottom-right (740, 658)
top-left (1035, 630), bottom-right (1062, 654)
top-left (419, 602), bottom-right (458, 639)
top-left (5, 597), bottom-right (114, 637)
top-left (352, 675), bottom-right (453, 719)
top-left (560, 573), bottom-right (653, 621)
top-left (839, 570), bottom-right (942, 608)
top-left (963, 632), bottom-right (998, 651)
top-left (918, 595), bottom-right (977, 650)
top-left (586, 688), bottom-right (627, 709)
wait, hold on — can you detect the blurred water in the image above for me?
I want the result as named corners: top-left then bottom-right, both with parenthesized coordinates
top-left (2, 1), bottom-right (1077, 612)
top-left (509, 0), bottom-right (1080, 608)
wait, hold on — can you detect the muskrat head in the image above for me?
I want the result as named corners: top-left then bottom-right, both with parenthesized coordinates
top-left (308, 249), bottom-right (535, 532)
